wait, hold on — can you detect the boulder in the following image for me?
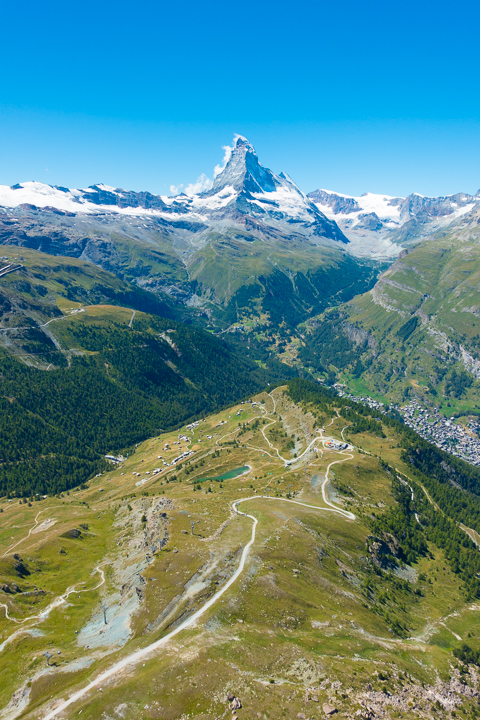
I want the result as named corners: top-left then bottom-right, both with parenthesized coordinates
top-left (322, 704), bottom-right (337, 716)
top-left (61, 528), bottom-right (82, 539)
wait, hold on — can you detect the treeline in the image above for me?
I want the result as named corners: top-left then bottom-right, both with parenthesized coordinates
top-left (375, 467), bottom-right (480, 598)
top-left (89, 282), bottom-right (177, 320)
top-left (399, 433), bottom-right (480, 529)
top-left (454, 644), bottom-right (480, 666)
top-left (0, 455), bottom-right (108, 499)
top-left (0, 316), bottom-right (269, 498)
top-left (287, 377), bottom-right (385, 436)
top-left (287, 379), bottom-right (480, 598)
top-left (444, 368), bottom-right (473, 398)
top-left (298, 312), bottom-right (364, 373)
top-left (371, 473), bottom-right (428, 566)
top-left (396, 316), bottom-right (419, 341)
top-left (227, 258), bottom-right (375, 331)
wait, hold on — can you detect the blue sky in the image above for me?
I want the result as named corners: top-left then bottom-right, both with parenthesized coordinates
top-left (1, 0), bottom-right (480, 197)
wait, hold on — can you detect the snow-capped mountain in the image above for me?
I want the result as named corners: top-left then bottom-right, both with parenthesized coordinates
top-left (1, 136), bottom-right (479, 327)
top-left (0, 137), bottom-right (346, 246)
top-left (192, 136), bottom-right (347, 243)
top-left (308, 187), bottom-right (480, 257)
top-left (0, 138), bottom-right (370, 325)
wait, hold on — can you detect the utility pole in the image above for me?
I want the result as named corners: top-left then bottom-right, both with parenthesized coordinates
top-left (101, 603), bottom-right (108, 625)
top-left (288, 484), bottom-right (291, 497)
top-left (44, 651), bottom-right (52, 667)
top-left (190, 520), bottom-right (200, 535)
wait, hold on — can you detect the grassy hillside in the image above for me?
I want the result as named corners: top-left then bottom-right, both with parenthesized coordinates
top-left (0, 249), bottom-right (281, 499)
top-left (300, 211), bottom-right (480, 413)
top-left (2, 382), bottom-right (480, 719)
top-left (0, 246), bottom-right (181, 363)
top-left (0, 214), bottom-right (383, 333)
top-left (187, 231), bottom-right (380, 327)
top-left (0, 304), bottom-right (272, 498)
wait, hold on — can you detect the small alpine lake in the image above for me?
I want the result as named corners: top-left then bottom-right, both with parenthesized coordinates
top-left (196, 465), bottom-right (250, 483)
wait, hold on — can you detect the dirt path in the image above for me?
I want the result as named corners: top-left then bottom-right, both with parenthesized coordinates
top-left (0, 565), bottom-right (106, 627)
top-left (1, 506), bottom-right (64, 558)
top-left (258, 392), bottom-right (352, 468)
top-left (0, 565), bottom-right (107, 657)
top-left (39, 454), bottom-right (355, 720)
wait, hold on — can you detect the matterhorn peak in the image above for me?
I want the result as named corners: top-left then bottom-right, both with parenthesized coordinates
top-left (210, 135), bottom-right (276, 194)
top-left (232, 135), bottom-right (256, 154)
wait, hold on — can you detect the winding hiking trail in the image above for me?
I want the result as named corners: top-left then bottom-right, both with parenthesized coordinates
top-left (0, 565), bottom-right (107, 656)
top-left (1, 506), bottom-right (64, 558)
top-left (39, 413), bottom-right (355, 720)
top-left (0, 565), bottom-right (106, 627)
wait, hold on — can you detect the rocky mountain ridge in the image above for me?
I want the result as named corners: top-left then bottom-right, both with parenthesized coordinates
top-left (309, 187), bottom-right (480, 257)
top-left (0, 138), bottom-right (378, 330)
top-left (0, 137), bottom-right (346, 247)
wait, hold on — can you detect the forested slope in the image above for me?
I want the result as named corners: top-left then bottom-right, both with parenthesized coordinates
top-left (299, 216), bottom-right (480, 413)
top-left (0, 312), bottom-right (269, 498)
top-left (288, 379), bottom-right (480, 599)
top-left (0, 249), bottom-right (278, 498)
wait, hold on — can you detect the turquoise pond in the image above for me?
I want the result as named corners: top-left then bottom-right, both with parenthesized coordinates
top-left (196, 466), bottom-right (250, 483)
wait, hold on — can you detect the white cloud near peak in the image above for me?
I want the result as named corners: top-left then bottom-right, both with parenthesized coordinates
top-left (169, 173), bottom-right (212, 197)
top-left (184, 173), bottom-right (213, 195)
top-left (170, 135), bottom-right (245, 197)
top-left (214, 143), bottom-right (233, 178)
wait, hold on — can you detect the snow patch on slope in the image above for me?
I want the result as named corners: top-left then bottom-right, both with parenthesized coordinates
top-left (314, 189), bottom-right (402, 224)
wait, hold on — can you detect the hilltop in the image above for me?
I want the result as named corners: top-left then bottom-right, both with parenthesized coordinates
top-left (1, 381), bottom-right (480, 719)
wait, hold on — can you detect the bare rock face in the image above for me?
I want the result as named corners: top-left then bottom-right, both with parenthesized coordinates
top-left (342, 321), bottom-right (376, 351)
top-left (366, 533), bottom-right (400, 568)
top-left (356, 212), bottom-right (383, 231)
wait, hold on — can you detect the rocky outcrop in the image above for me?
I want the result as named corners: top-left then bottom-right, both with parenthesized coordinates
top-left (60, 528), bottom-right (82, 539)
top-left (322, 703), bottom-right (337, 716)
top-left (367, 533), bottom-right (401, 568)
top-left (12, 554), bottom-right (30, 578)
top-left (308, 190), bottom-right (361, 215)
top-left (356, 213), bottom-right (383, 231)
top-left (342, 322), bottom-right (377, 351)
top-left (0, 582), bottom-right (22, 594)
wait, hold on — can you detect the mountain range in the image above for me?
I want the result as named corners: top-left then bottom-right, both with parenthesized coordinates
top-left (0, 139), bottom-right (379, 333)
top-left (309, 186), bottom-right (480, 257)
top-left (2, 136), bottom-right (480, 414)
top-left (1, 136), bottom-right (479, 269)
top-left (4, 139), bottom-right (480, 720)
